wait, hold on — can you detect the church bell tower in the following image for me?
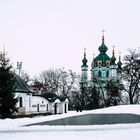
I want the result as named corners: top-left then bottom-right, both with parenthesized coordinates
top-left (80, 48), bottom-right (88, 88)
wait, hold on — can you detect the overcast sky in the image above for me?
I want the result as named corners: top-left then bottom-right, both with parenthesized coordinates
top-left (0, 0), bottom-right (140, 77)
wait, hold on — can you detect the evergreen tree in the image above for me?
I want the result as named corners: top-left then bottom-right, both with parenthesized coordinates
top-left (106, 79), bottom-right (121, 107)
top-left (0, 54), bottom-right (17, 118)
top-left (87, 85), bottom-right (99, 110)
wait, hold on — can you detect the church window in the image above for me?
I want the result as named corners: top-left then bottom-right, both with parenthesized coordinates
top-left (98, 61), bottom-right (102, 66)
top-left (19, 97), bottom-right (23, 107)
top-left (46, 104), bottom-right (48, 111)
top-left (98, 71), bottom-right (102, 77)
top-left (102, 71), bottom-right (106, 77)
top-left (106, 71), bottom-right (109, 77)
top-left (106, 60), bottom-right (110, 66)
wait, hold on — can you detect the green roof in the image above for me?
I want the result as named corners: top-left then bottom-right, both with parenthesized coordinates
top-left (15, 74), bottom-right (32, 93)
top-left (94, 53), bottom-right (110, 62)
top-left (41, 92), bottom-right (68, 102)
top-left (93, 35), bottom-right (111, 66)
top-left (41, 92), bottom-right (59, 102)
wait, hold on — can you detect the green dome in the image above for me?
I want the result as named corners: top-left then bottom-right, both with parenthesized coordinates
top-left (110, 50), bottom-right (116, 65)
top-left (95, 54), bottom-right (110, 61)
top-left (110, 56), bottom-right (116, 65)
top-left (81, 50), bottom-right (88, 67)
top-left (94, 53), bottom-right (110, 66)
top-left (117, 56), bottom-right (122, 69)
top-left (98, 43), bottom-right (108, 53)
top-left (94, 36), bottom-right (110, 67)
top-left (82, 57), bottom-right (88, 67)
top-left (98, 36), bottom-right (108, 53)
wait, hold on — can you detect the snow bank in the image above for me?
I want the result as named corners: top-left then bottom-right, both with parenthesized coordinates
top-left (0, 105), bottom-right (140, 130)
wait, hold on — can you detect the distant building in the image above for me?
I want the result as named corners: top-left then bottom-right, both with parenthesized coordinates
top-left (80, 33), bottom-right (123, 108)
top-left (15, 75), bottom-right (69, 116)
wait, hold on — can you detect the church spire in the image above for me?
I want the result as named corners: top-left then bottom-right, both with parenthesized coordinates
top-left (102, 29), bottom-right (105, 44)
top-left (81, 48), bottom-right (88, 68)
top-left (117, 52), bottom-right (122, 70)
top-left (81, 48), bottom-right (88, 86)
top-left (110, 46), bottom-right (116, 65)
top-left (98, 29), bottom-right (108, 53)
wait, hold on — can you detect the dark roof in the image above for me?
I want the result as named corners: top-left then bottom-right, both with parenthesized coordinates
top-left (94, 53), bottom-right (110, 62)
top-left (59, 96), bottom-right (69, 102)
top-left (15, 74), bottom-right (32, 93)
top-left (41, 92), bottom-right (59, 102)
top-left (41, 92), bottom-right (68, 102)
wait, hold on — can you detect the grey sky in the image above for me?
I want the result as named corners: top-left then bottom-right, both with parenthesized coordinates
top-left (0, 0), bottom-right (140, 77)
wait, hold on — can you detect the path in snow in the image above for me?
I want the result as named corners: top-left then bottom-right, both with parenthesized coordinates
top-left (28, 113), bottom-right (140, 126)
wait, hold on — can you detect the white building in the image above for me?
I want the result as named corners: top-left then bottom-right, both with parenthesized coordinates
top-left (15, 75), bottom-right (69, 116)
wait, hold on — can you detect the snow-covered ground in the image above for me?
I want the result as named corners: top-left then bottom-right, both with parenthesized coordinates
top-left (0, 105), bottom-right (140, 140)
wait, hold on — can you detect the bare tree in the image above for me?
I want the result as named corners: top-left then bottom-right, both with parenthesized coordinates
top-left (21, 71), bottom-right (30, 84)
top-left (31, 79), bottom-right (44, 95)
top-left (59, 69), bottom-right (78, 96)
top-left (122, 49), bottom-right (140, 104)
top-left (39, 68), bottom-right (62, 93)
top-left (38, 68), bottom-right (79, 97)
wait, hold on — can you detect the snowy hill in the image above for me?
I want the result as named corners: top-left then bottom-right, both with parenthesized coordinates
top-left (1, 105), bottom-right (140, 140)
top-left (0, 105), bottom-right (140, 128)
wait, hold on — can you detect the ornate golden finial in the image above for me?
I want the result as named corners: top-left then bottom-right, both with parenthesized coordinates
top-left (101, 29), bottom-right (105, 43)
top-left (84, 48), bottom-right (86, 57)
top-left (112, 45), bottom-right (115, 56)
top-left (119, 52), bottom-right (121, 61)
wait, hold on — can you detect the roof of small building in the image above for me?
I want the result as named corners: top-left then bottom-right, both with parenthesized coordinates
top-left (15, 74), bottom-right (32, 93)
top-left (41, 92), bottom-right (68, 102)
top-left (41, 92), bottom-right (59, 102)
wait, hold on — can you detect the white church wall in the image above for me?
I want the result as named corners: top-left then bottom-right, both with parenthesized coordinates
top-left (31, 96), bottom-right (50, 113)
top-left (15, 92), bottom-right (69, 115)
top-left (51, 99), bottom-right (61, 114)
top-left (59, 99), bottom-right (69, 113)
top-left (15, 92), bottom-right (32, 115)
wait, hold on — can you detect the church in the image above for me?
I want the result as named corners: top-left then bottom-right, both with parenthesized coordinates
top-left (0, 49), bottom-right (69, 116)
top-left (15, 74), bottom-right (69, 116)
top-left (80, 33), bottom-right (123, 108)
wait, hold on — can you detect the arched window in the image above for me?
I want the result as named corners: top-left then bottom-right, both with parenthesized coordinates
top-left (65, 103), bottom-right (67, 113)
top-left (19, 97), bottom-right (23, 107)
top-left (106, 71), bottom-right (109, 77)
top-left (98, 71), bottom-right (102, 77)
